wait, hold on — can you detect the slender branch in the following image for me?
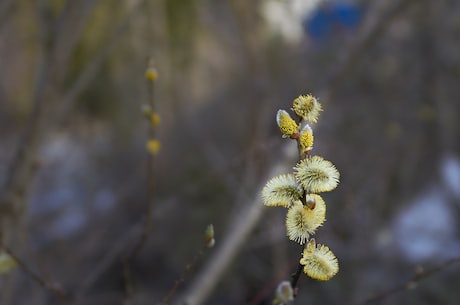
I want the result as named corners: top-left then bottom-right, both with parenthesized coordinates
top-left (320, 0), bottom-right (419, 100)
top-left (354, 257), bottom-right (460, 305)
top-left (290, 262), bottom-right (304, 291)
top-left (3, 246), bottom-right (69, 305)
top-left (56, 0), bottom-right (148, 122)
top-left (128, 72), bottom-right (157, 257)
top-left (171, 147), bottom-right (295, 305)
top-left (122, 60), bottom-right (158, 305)
top-left (73, 226), bottom-right (139, 305)
top-left (160, 247), bottom-right (206, 305)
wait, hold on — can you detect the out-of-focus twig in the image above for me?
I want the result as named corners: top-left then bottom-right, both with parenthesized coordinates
top-left (0, 0), bottom-right (16, 28)
top-left (354, 257), bottom-right (460, 305)
top-left (3, 246), bottom-right (69, 305)
top-left (0, 2), bottom-right (147, 304)
top-left (0, 0), bottom-right (96, 237)
top-left (0, 2), bottom-right (59, 252)
top-left (56, 0), bottom-right (148, 122)
top-left (73, 226), bottom-right (140, 305)
top-left (122, 57), bottom-right (158, 305)
top-left (172, 151), bottom-right (294, 305)
top-left (160, 246), bottom-right (206, 305)
top-left (320, 0), bottom-right (419, 100)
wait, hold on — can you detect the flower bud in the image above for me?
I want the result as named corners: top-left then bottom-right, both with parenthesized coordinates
top-left (150, 113), bottom-right (160, 127)
top-left (273, 281), bottom-right (294, 305)
top-left (145, 67), bottom-right (158, 81)
top-left (299, 124), bottom-right (314, 154)
top-left (146, 139), bottom-right (161, 155)
top-left (0, 252), bottom-right (17, 274)
top-left (204, 224), bottom-right (215, 248)
top-left (276, 110), bottom-right (299, 138)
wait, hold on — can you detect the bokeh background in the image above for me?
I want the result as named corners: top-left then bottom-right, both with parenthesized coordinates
top-left (0, 0), bottom-right (459, 305)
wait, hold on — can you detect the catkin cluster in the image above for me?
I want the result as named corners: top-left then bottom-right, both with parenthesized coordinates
top-left (262, 94), bottom-right (339, 281)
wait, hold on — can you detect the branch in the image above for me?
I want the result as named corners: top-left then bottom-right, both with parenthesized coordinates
top-left (122, 59), bottom-right (158, 305)
top-left (320, 0), bottom-right (419, 100)
top-left (354, 257), bottom-right (460, 305)
top-left (172, 146), bottom-right (296, 305)
top-left (3, 246), bottom-right (69, 305)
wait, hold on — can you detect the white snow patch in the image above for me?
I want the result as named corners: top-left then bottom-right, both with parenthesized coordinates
top-left (441, 155), bottom-right (460, 200)
top-left (262, 0), bottom-right (323, 43)
top-left (393, 186), bottom-right (460, 262)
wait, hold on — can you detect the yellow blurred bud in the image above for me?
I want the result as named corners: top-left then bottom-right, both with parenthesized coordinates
top-left (151, 113), bottom-right (160, 127)
top-left (145, 67), bottom-right (158, 81)
top-left (0, 252), bottom-right (17, 274)
top-left (146, 139), bottom-right (161, 155)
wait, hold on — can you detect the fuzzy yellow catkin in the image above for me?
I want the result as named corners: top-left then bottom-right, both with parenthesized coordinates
top-left (292, 94), bottom-right (322, 123)
top-left (294, 155), bottom-right (340, 193)
top-left (285, 197), bottom-right (326, 245)
top-left (300, 238), bottom-right (339, 281)
top-left (261, 174), bottom-right (303, 208)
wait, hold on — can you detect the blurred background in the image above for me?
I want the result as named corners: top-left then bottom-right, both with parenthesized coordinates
top-left (0, 0), bottom-right (459, 304)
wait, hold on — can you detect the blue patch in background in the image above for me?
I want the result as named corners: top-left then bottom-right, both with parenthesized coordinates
top-left (304, 2), bottom-right (362, 40)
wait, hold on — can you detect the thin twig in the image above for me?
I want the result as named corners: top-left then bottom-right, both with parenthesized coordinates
top-left (73, 226), bottom-right (140, 305)
top-left (122, 60), bottom-right (158, 305)
top-left (354, 257), bottom-right (460, 305)
top-left (3, 246), bottom-right (69, 305)
top-left (56, 0), bottom-right (148, 122)
top-left (160, 247), bottom-right (206, 305)
top-left (0, 0), bottom-right (96, 233)
top-left (320, 0), bottom-right (419, 100)
top-left (290, 262), bottom-right (304, 291)
top-left (171, 154), bottom-right (294, 305)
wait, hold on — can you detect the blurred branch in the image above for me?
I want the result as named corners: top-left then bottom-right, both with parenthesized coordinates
top-left (52, 0), bottom-right (97, 75)
top-left (3, 246), bottom-right (69, 305)
top-left (73, 226), bottom-right (140, 305)
top-left (172, 147), bottom-right (293, 305)
top-left (0, 0), bottom-right (97, 236)
top-left (0, 0), bottom-right (59, 236)
top-left (320, 0), bottom-right (419, 100)
top-left (0, 0), bottom-right (16, 28)
top-left (0, 3), bottom-right (148, 303)
top-left (122, 58), bottom-right (157, 305)
top-left (0, 0), bottom-right (147, 247)
top-left (354, 257), bottom-right (460, 305)
top-left (160, 246), bottom-right (207, 305)
top-left (56, 0), bottom-right (148, 121)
